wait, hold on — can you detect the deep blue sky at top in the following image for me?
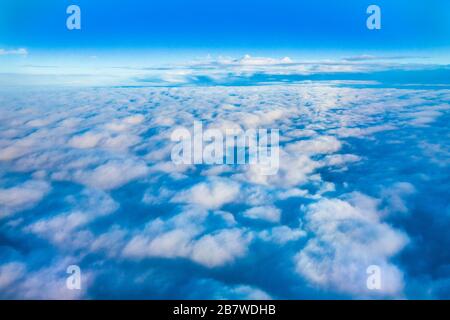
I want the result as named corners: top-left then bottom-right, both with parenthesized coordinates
top-left (1, 0), bottom-right (450, 60)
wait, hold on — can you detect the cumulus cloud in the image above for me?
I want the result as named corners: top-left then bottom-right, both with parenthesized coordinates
top-left (0, 258), bottom-right (94, 300)
top-left (0, 74), bottom-right (448, 299)
top-left (285, 136), bottom-right (342, 155)
top-left (259, 226), bottom-right (306, 244)
top-left (242, 152), bottom-right (320, 187)
top-left (0, 180), bottom-right (51, 219)
top-left (243, 206), bottom-right (281, 223)
top-left (68, 132), bottom-right (105, 149)
top-left (380, 182), bottom-right (416, 215)
top-left (322, 154), bottom-right (361, 167)
top-left (0, 259), bottom-right (93, 299)
top-left (172, 177), bottom-right (240, 210)
top-left (26, 189), bottom-right (119, 248)
top-left (72, 159), bottom-right (149, 190)
top-left (295, 193), bottom-right (408, 297)
top-left (191, 229), bottom-right (251, 267)
top-left (216, 284), bottom-right (272, 300)
top-left (122, 211), bottom-right (251, 268)
top-left (236, 55), bottom-right (292, 66)
top-left (123, 227), bottom-right (251, 268)
top-left (186, 278), bottom-right (272, 300)
top-left (145, 54), bottom-right (418, 87)
top-left (406, 110), bottom-right (443, 126)
top-left (0, 262), bottom-right (26, 291)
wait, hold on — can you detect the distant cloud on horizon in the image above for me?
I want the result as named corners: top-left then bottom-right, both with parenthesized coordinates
top-left (0, 48), bottom-right (28, 56)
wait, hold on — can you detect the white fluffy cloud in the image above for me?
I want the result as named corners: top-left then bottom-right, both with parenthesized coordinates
top-left (20, 271), bottom-right (88, 299)
top-left (243, 152), bottom-right (321, 187)
top-left (0, 262), bottom-right (26, 291)
top-left (68, 132), bottom-right (105, 149)
top-left (121, 204), bottom-right (251, 268)
top-left (72, 159), bottom-right (149, 190)
top-left (27, 189), bottom-right (119, 248)
top-left (123, 227), bottom-right (251, 268)
top-left (285, 136), bottom-right (342, 155)
top-left (243, 206), bottom-right (281, 223)
top-left (295, 193), bottom-right (408, 297)
top-left (0, 180), bottom-right (51, 218)
top-left (173, 177), bottom-right (240, 210)
top-left (191, 229), bottom-right (251, 267)
top-left (259, 225), bottom-right (306, 244)
top-left (380, 182), bottom-right (416, 215)
top-left (237, 55), bottom-right (292, 66)
top-left (0, 259), bottom-right (92, 299)
top-left (1, 79), bottom-right (444, 299)
top-left (215, 284), bottom-right (272, 300)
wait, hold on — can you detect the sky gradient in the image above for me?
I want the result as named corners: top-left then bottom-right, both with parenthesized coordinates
top-left (1, 0), bottom-right (450, 63)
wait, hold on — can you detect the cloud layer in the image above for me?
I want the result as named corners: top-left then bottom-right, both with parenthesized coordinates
top-left (0, 66), bottom-right (449, 299)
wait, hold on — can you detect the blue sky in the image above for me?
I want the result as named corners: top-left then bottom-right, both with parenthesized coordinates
top-left (1, 0), bottom-right (450, 64)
